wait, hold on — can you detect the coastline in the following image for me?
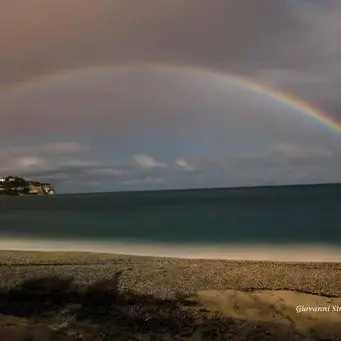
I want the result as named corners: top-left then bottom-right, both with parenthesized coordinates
top-left (1, 238), bottom-right (341, 262)
top-left (1, 250), bottom-right (341, 340)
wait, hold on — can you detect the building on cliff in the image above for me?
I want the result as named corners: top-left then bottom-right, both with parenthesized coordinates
top-left (0, 176), bottom-right (56, 196)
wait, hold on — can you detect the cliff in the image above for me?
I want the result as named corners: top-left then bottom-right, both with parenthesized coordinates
top-left (0, 176), bottom-right (56, 196)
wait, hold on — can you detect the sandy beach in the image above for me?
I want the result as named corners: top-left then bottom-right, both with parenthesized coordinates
top-left (1, 250), bottom-right (341, 340)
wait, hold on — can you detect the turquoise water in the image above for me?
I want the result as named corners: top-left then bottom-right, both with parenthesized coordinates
top-left (0, 183), bottom-right (340, 246)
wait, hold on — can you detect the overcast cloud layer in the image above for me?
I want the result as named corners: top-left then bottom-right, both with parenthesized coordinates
top-left (0, 0), bottom-right (340, 192)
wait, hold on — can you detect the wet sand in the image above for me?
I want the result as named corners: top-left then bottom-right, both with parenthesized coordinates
top-left (0, 250), bottom-right (341, 340)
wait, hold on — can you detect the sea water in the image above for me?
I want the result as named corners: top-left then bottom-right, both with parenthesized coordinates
top-left (0, 183), bottom-right (341, 261)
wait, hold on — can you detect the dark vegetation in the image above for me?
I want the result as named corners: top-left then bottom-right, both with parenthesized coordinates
top-left (0, 175), bottom-right (54, 195)
top-left (0, 176), bottom-right (30, 195)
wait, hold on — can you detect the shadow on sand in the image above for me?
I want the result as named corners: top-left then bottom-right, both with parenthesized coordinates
top-left (0, 271), bottom-right (339, 340)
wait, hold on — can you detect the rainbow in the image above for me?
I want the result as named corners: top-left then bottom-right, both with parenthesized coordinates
top-left (1, 63), bottom-right (340, 135)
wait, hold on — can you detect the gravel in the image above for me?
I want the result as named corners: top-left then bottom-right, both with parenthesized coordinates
top-left (1, 250), bottom-right (340, 298)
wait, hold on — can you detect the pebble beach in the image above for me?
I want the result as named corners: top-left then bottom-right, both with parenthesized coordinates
top-left (1, 250), bottom-right (341, 340)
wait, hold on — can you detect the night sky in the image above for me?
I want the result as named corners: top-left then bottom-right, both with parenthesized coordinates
top-left (0, 0), bottom-right (340, 193)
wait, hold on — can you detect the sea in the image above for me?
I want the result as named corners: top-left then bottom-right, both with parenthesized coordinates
top-left (1, 183), bottom-right (341, 262)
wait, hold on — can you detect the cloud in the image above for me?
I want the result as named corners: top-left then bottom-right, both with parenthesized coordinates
top-left (225, 142), bottom-right (340, 185)
top-left (0, 156), bottom-right (100, 178)
top-left (174, 159), bottom-right (195, 172)
top-left (0, 142), bottom-right (90, 158)
top-left (0, 1), bottom-right (340, 192)
top-left (237, 143), bottom-right (334, 163)
top-left (0, 142), bottom-right (121, 189)
top-left (118, 177), bottom-right (165, 186)
top-left (1, 138), bottom-right (339, 193)
top-left (0, 143), bottom-right (173, 192)
top-left (159, 143), bottom-right (341, 188)
top-left (2, 0), bottom-right (338, 107)
top-left (0, 0), bottom-right (340, 121)
top-left (0, 142), bottom-right (95, 174)
top-left (16, 156), bottom-right (48, 169)
top-left (0, 0), bottom-right (296, 87)
top-left (1, 141), bottom-right (339, 193)
top-left (269, 143), bottom-right (333, 160)
top-left (251, 1), bottom-right (341, 112)
top-left (86, 168), bottom-right (123, 177)
top-left (132, 154), bottom-right (167, 170)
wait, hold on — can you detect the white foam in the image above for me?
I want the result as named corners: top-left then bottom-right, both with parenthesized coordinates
top-left (0, 237), bottom-right (341, 262)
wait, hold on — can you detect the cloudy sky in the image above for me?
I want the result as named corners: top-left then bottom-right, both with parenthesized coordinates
top-left (0, 0), bottom-right (340, 193)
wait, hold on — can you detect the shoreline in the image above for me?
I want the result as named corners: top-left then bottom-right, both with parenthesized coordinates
top-left (1, 248), bottom-right (341, 266)
top-left (1, 250), bottom-right (341, 340)
top-left (1, 238), bottom-right (341, 262)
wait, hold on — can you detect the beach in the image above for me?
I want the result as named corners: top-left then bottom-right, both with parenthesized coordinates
top-left (1, 251), bottom-right (341, 340)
